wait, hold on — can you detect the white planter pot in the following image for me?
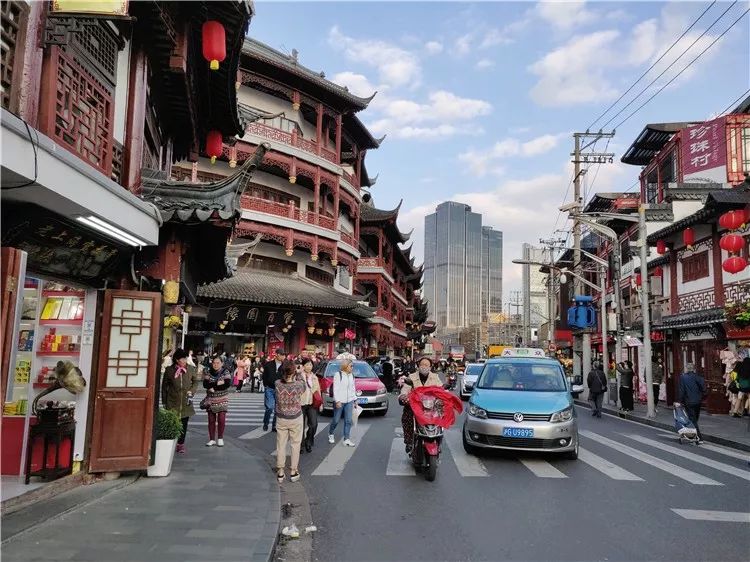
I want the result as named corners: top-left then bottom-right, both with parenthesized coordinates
top-left (147, 439), bottom-right (177, 477)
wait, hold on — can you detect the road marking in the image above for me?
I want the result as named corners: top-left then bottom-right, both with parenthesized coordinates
top-left (311, 424), bottom-right (371, 476)
top-left (519, 459), bottom-right (567, 478)
top-left (578, 447), bottom-right (644, 481)
top-left (580, 430), bottom-right (722, 486)
top-left (698, 442), bottom-right (750, 461)
top-left (238, 426), bottom-right (268, 440)
top-left (394, 427), bottom-right (403, 436)
top-left (443, 430), bottom-right (489, 477)
top-left (623, 434), bottom-right (750, 482)
top-left (269, 423), bottom-right (330, 454)
top-left (386, 438), bottom-right (414, 476)
top-left (671, 509), bottom-right (750, 523)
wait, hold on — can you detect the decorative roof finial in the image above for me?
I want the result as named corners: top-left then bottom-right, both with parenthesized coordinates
top-left (291, 49), bottom-right (299, 63)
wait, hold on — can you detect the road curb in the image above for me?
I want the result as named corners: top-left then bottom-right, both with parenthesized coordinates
top-left (574, 399), bottom-right (750, 453)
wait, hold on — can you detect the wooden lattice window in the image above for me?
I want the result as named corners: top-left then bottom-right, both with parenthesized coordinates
top-left (306, 266), bottom-right (334, 287)
top-left (681, 251), bottom-right (709, 283)
top-left (111, 140), bottom-right (124, 185)
top-left (1, 0), bottom-right (29, 112)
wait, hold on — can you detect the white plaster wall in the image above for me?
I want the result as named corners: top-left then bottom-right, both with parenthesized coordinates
top-left (112, 39), bottom-right (131, 144)
top-left (338, 213), bottom-right (354, 234)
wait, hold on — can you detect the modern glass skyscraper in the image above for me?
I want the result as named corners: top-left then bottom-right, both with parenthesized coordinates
top-left (423, 202), bottom-right (502, 331)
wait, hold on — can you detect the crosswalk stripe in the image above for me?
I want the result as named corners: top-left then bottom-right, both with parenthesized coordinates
top-left (443, 430), bottom-right (489, 477)
top-left (239, 426), bottom-right (269, 440)
top-left (386, 438), bottom-right (414, 476)
top-left (671, 509), bottom-right (750, 523)
top-left (311, 424), bottom-right (372, 476)
top-left (623, 434), bottom-right (750, 482)
top-left (578, 448), bottom-right (643, 481)
top-left (698, 442), bottom-right (750, 461)
top-left (519, 459), bottom-right (567, 478)
top-left (580, 430), bottom-right (722, 486)
top-left (270, 423), bottom-right (330, 455)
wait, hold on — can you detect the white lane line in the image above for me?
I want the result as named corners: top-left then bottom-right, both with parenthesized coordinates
top-left (386, 438), bottom-right (414, 476)
top-left (623, 434), bottom-right (750, 482)
top-left (239, 426), bottom-right (269, 440)
top-left (269, 423), bottom-right (330, 455)
top-left (311, 424), bottom-right (372, 476)
top-left (394, 427), bottom-right (403, 436)
top-left (519, 459), bottom-right (568, 478)
top-left (698, 443), bottom-right (750, 462)
top-left (443, 430), bottom-right (489, 477)
top-left (580, 430), bottom-right (722, 486)
top-left (578, 447), bottom-right (644, 481)
top-left (671, 509), bottom-right (750, 523)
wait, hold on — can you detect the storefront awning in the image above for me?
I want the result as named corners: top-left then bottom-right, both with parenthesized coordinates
top-left (1, 109), bottom-right (160, 246)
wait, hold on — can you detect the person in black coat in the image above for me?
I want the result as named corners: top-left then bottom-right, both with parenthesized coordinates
top-left (587, 361), bottom-right (608, 418)
top-left (262, 349), bottom-right (288, 431)
top-left (617, 361), bottom-right (635, 412)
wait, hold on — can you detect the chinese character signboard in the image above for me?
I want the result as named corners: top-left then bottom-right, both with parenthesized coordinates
top-left (681, 116), bottom-right (727, 182)
top-left (52, 0), bottom-right (129, 17)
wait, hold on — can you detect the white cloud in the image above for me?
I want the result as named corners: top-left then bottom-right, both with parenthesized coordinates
top-left (425, 41), bottom-right (444, 55)
top-left (459, 134), bottom-right (564, 176)
top-left (330, 71), bottom-right (376, 98)
top-left (368, 90), bottom-right (492, 140)
top-left (328, 26), bottom-right (421, 88)
top-left (479, 28), bottom-right (514, 48)
top-left (475, 58), bottom-right (495, 70)
top-left (534, 0), bottom-right (597, 31)
top-left (454, 33), bottom-right (473, 56)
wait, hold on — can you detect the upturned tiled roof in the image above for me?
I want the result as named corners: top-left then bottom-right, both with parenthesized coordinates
top-left (198, 271), bottom-right (373, 314)
top-left (653, 308), bottom-right (725, 330)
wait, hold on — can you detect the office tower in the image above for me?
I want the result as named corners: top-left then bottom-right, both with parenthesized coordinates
top-left (521, 243), bottom-right (550, 344)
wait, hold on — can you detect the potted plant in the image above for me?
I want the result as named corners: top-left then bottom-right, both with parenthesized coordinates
top-left (147, 408), bottom-right (183, 477)
top-left (725, 301), bottom-right (750, 329)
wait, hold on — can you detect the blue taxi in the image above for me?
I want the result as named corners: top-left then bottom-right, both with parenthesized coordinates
top-left (462, 348), bottom-right (578, 459)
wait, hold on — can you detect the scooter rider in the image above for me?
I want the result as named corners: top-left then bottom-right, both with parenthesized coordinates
top-left (399, 356), bottom-right (444, 454)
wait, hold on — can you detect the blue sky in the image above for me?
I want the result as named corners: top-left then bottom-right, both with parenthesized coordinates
top-left (249, 1), bottom-right (750, 297)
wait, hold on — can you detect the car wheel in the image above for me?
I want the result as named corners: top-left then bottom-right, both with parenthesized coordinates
top-left (564, 439), bottom-right (579, 460)
top-left (462, 428), bottom-right (479, 456)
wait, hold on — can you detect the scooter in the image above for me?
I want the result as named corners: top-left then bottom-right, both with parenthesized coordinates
top-left (403, 381), bottom-right (463, 482)
top-left (446, 372), bottom-right (457, 390)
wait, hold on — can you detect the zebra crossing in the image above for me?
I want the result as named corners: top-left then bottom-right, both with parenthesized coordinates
top-left (192, 391), bottom-right (265, 427)
top-left (280, 425), bottom-right (750, 487)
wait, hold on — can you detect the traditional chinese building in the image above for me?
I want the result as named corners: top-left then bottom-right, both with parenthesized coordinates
top-left (2, 1), bottom-right (255, 485)
top-left (183, 39), bottom-right (385, 358)
top-left (356, 200), bottom-right (423, 356)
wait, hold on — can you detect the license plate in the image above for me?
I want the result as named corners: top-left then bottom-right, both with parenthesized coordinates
top-left (503, 427), bottom-right (534, 438)
top-left (358, 398), bottom-right (368, 405)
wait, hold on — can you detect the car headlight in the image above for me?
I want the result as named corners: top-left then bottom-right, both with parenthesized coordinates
top-left (376, 385), bottom-right (387, 395)
top-left (468, 403), bottom-right (487, 419)
top-left (550, 406), bottom-right (574, 423)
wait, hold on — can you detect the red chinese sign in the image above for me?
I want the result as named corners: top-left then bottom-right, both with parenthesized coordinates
top-left (680, 116), bottom-right (727, 178)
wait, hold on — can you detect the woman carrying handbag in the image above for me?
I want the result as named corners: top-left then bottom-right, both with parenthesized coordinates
top-left (299, 358), bottom-right (322, 453)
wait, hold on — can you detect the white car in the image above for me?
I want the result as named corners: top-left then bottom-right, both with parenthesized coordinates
top-left (460, 363), bottom-right (485, 401)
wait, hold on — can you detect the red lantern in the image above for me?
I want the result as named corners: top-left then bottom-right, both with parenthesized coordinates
top-left (652, 266), bottom-right (663, 277)
top-left (723, 256), bottom-right (748, 274)
top-left (206, 130), bottom-right (222, 164)
top-left (656, 239), bottom-right (667, 255)
top-left (634, 273), bottom-right (642, 286)
top-left (720, 210), bottom-right (745, 231)
top-left (683, 227), bottom-right (695, 249)
top-left (202, 21), bottom-right (226, 70)
top-left (719, 233), bottom-right (744, 254)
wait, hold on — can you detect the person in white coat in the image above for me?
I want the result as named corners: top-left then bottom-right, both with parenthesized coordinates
top-left (328, 358), bottom-right (357, 446)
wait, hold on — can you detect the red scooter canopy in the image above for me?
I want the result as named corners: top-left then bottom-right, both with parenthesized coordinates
top-left (408, 386), bottom-right (463, 428)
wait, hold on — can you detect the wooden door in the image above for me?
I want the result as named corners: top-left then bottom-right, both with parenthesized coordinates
top-left (88, 290), bottom-right (161, 473)
top-left (1, 247), bottom-right (24, 404)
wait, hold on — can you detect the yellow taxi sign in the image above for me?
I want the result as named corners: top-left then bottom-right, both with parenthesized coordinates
top-left (500, 348), bottom-right (546, 358)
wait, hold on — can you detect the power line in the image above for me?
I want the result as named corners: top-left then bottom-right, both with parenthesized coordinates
top-left (613, 6), bottom-right (750, 131)
top-left (717, 88), bottom-right (750, 116)
top-left (588, 0), bottom-right (718, 130)
top-left (601, 0), bottom-right (741, 130)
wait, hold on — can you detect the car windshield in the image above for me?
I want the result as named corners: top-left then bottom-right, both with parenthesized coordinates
top-left (465, 365), bottom-right (484, 376)
top-left (324, 361), bottom-right (378, 379)
top-left (476, 361), bottom-right (566, 392)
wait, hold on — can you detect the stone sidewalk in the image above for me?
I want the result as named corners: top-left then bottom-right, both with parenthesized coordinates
top-left (576, 395), bottom-right (750, 451)
top-left (1, 429), bottom-right (280, 562)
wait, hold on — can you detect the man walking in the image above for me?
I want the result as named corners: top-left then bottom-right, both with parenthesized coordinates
top-left (262, 349), bottom-right (287, 432)
top-left (679, 362), bottom-right (706, 443)
top-left (651, 354), bottom-right (664, 412)
top-left (587, 361), bottom-right (608, 418)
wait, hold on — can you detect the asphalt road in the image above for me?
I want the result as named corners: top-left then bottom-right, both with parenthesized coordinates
top-left (210, 390), bottom-right (750, 562)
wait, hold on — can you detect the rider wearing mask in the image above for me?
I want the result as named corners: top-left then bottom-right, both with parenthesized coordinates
top-left (399, 356), bottom-right (444, 453)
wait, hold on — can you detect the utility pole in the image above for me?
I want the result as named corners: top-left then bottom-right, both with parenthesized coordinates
top-left (569, 131), bottom-right (615, 382)
top-left (639, 204), bottom-right (654, 418)
top-left (539, 237), bottom-right (566, 353)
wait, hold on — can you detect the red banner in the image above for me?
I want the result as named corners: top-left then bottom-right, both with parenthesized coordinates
top-left (680, 116), bottom-right (726, 178)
